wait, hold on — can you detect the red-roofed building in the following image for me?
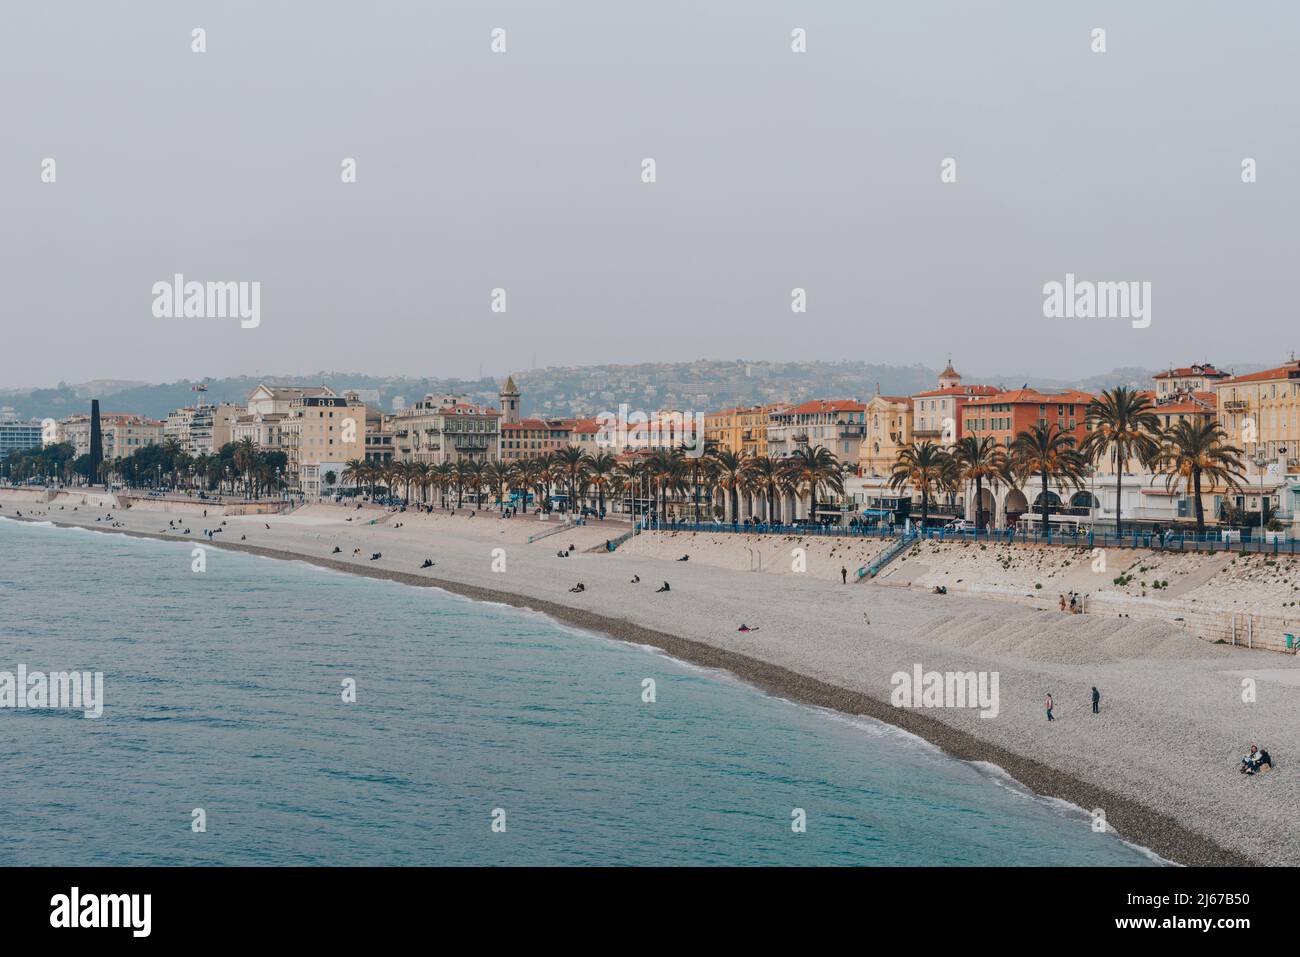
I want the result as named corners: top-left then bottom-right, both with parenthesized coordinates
top-left (960, 388), bottom-right (1095, 449)
top-left (392, 393), bottom-right (500, 465)
top-left (1153, 363), bottom-right (1230, 399)
top-left (1215, 359), bottom-right (1300, 470)
top-left (910, 359), bottom-right (999, 446)
top-left (767, 398), bottom-right (866, 462)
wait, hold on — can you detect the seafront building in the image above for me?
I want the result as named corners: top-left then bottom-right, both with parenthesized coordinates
top-left (960, 388), bottom-right (1094, 449)
top-left (284, 391), bottom-right (368, 496)
top-left (766, 399), bottom-right (866, 461)
top-left (1154, 363), bottom-right (1230, 398)
top-left (59, 413), bottom-right (163, 460)
top-left (392, 394), bottom-right (500, 466)
top-left (911, 361), bottom-right (999, 447)
top-left (859, 390), bottom-right (913, 477)
top-left (704, 405), bottom-right (780, 458)
top-left (233, 384), bottom-right (335, 453)
top-left (1214, 360), bottom-right (1300, 533)
top-left (0, 410), bottom-right (44, 456)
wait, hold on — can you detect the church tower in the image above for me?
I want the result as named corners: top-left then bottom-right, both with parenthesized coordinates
top-left (937, 357), bottom-right (962, 390)
top-left (499, 375), bottom-right (521, 425)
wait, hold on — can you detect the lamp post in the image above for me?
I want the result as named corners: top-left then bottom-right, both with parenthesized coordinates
top-left (1255, 452), bottom-right (1269, 543)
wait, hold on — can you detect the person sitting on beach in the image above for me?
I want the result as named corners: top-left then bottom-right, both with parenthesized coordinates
top-left (332, 546), bottom-right (341, 554)
top-left (738, 624), bottom-right (759, 632)
top-left (1241, 745), bottom-right (1260, 774)
top-left (656, 581), bottom-right (670, 592)
top-left (1059, 594), bottom-right (1067, 612)
top-left (353, 548), bottom-right (361, 555)
top-left (677, 554), bottom-right (690, 562)
top-left (421, 558), bottom-right (434, 568)
top-left (370, 552), bottom-right (382, 561)
top-left (1257, 748), bottom-right (1273, 771)
top-left (240, 534), bottom-right (246, 540)
top-left (932, 585), bottom-right (947, 595)
top-left (630, 575), bottom-right (640, 583)
top-left (569, 582), bottom-right (585, 593)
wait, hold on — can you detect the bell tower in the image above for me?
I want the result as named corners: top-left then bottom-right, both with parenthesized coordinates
top-left (500, 375), bottom-right (521, 425)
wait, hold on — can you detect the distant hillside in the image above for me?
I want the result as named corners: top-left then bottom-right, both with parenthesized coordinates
top-left (0, 359), bottom-right (1277, 422)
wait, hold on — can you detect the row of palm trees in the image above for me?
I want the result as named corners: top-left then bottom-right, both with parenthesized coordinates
top-left (889, 387), bottom-right (1249, 536)
top-left (337, 444), bottom-right (850, 524)
top-left (331, 388), bottom-right (1249, 537)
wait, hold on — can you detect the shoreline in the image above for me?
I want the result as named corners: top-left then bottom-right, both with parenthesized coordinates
top-left (4, 513), bottom-right (1252, 866)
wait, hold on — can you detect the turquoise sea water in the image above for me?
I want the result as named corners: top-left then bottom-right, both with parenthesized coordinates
top-left (0, 518), bottom-right (1159, 866)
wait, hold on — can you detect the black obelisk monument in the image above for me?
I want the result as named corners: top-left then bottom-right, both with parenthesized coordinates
top-left (89, 399), bottom-right (103, 484)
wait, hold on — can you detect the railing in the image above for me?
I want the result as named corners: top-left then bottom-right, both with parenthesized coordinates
top-left (867, 530), bottom-right (917, 577)
top-left (648, 520), bottom-right (1300, 553)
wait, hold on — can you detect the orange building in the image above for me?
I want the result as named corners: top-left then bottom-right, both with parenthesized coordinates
top-left (960, 388), bottom-right (1095, 448)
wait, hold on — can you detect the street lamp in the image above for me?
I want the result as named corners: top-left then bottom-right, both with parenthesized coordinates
top-left (1254, 452), bottom-right (1269, 542)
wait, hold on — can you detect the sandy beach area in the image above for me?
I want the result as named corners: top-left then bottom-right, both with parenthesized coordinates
top-left (5, 489), bottom-right (1299, 866)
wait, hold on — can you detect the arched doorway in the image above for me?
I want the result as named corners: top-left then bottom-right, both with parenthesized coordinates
top-left (976, 487), bottom-right (996, 528)
top-left (1004, 488), bottom-right (1029, 528)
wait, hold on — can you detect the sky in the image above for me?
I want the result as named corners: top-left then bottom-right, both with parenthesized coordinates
top-left (1, 1), bottom-right (1297, 388)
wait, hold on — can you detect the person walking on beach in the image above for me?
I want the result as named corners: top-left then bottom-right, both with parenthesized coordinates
top-left (841, 566), bottom-right (847, 584)
top-left (1091, 686), bottom-right (1100, 714)
top-left (1045, 692), bottom-right (1054, 721)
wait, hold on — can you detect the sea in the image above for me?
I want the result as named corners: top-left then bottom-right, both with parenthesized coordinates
top-left (0, 517), bottom-right (1161, 866)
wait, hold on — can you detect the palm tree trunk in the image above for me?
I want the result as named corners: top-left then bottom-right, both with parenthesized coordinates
top-left (975, 475), bottom-right (984, 528)
top-left (1114, 458), bottom-right (1124, 538)
top-left (1193, 468), bottom-right (1205, 536)
top-left (1041, 470), bottom-right (1050, 534)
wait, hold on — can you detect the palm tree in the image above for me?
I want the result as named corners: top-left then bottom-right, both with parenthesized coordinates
top-left (646, 448), bottom-right (683, 522)
top-left (683, 441), bottom-right (718, 523)
top-left (1010, 423), bottom-right (1088, 534)
top-left (953, 435), bottom-right (1008, 530)
top-left (586, 451), bottom-right (617, 516)
top-left (232, 437), bottom-right (258, 499)
top-left (742, 455), bottom-right (788, 524)
top-left (785, 445), bottom-right (843, 523)
top-left (431, 461), bottom-right (454, 508)
top-left (616, 458), bottom-right (649, 520)
top-left (555, 446), bottom-right (589, 514)
top-left (341, 458), bottom-right (366, 498)
top-left (711, 449), bottom-right (747, 523)
top-left (1080, 387), bottom-right (1162, 537)
top-left (889, 441), bottom-right (951, 531)
top-left (483, 460), bottom-right (511, 509)
top-left (507, 461), bottom-right (529, 511)
top-left (410, 461), bottom-right (431, 505)
top-left (1152, 420), bottom-right (1248, 536)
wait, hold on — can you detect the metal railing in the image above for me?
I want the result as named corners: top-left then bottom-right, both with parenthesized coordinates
top-left (649, 520), bottom-right (1300, 553)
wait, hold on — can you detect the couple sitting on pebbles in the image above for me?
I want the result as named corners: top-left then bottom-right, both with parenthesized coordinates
top-left (1240, 745), bottom-right (1274, 775)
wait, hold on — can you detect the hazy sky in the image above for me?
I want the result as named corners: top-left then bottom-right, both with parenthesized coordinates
top-left (2, 1), bottom-right (1296, 388)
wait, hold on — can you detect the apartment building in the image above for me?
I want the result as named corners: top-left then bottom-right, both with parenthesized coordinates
top-left (767, 399), bottom-right (865, 462)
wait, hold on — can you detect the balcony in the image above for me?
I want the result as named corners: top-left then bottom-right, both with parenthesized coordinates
top-left (1223, 400), bottom-right (1251, 413)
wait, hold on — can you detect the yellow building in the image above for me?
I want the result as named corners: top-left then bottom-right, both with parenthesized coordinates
top-left (703, 405), bottom-right (777, 458)
top-left (286, 393), bottom-right (367, 495)
top-left (859, 392), bottom-right (913, 477)
top-left (1216, 360), bottom-right (1300, 469)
